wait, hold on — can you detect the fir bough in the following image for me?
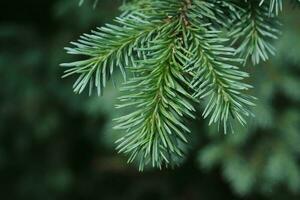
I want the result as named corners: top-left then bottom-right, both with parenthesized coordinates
top-left (62, 0), bottom-right (296, 170)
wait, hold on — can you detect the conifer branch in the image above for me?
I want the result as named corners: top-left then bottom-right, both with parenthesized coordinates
top-left (230, 1), bottom-right (280, 65)
top-left (114, 19), bottom-right (196, 170)
top-left (259, 0), bottom-right (283, 15)
top-left (187, 27), bottom-right (255, 133)
top-left (184, 2), bottom-right (255, 133)
top-left (61, 13), bottom-right (160, 95)
top-left (61, 0), bottom-right (299, 169)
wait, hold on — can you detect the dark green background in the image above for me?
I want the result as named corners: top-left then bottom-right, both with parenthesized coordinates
top-left (0, 1), bottom-right (300, 199)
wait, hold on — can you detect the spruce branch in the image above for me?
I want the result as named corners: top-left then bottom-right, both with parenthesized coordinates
top-left (230, 1), bottom-right (280, 65)
top-left (112, 0), bottom-right (255, 168)
top-left (61, 0), bottom-right (289, 169)
top-left (184, 4), bottom-right (255, 133)
top-left (114, 19), bottom-right (196, 170)
top-left (61, 12), bottom-right (160, 95)
top-left (259, 0), bottom-right (283, 15)
top-left (113, 1), bottom-right (198, 170)
top-left (187, 27), bottom-right (255, 133)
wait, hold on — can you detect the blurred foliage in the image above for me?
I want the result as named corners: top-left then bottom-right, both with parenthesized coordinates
top-left (0, 0), bottom-right (299, 200)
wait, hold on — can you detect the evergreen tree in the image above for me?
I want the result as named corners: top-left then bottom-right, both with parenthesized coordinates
top-left (62, 0), bottom-right (299, 170)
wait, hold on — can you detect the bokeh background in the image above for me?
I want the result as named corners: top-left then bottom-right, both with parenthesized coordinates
top-left (0, 0), bottom-right (300, 199)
